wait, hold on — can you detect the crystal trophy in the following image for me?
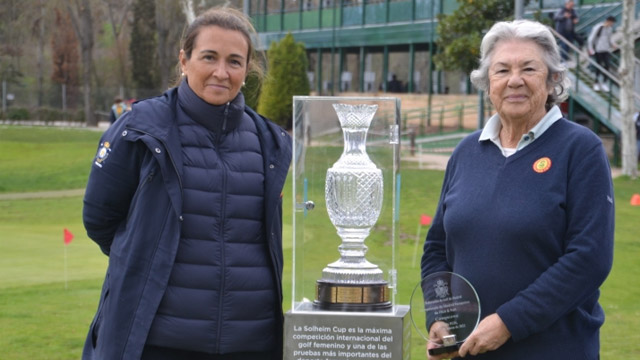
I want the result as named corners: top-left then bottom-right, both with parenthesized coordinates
top-left (410, 272), bottom-right (481, 355)
top-left (314, 103), bottom-right (391, 310)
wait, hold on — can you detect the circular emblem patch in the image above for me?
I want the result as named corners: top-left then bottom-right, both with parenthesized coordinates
top-left (94, 141), bottom-right (112, 168)
top-left (533, 157), bottom-right (552, 173)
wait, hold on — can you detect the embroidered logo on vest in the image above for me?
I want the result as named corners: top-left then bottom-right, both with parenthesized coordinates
top-left (94, 141), bottom-right (111, 168)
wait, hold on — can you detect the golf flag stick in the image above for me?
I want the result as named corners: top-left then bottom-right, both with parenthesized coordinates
top-left (63, 228), bottom-right (74, 289)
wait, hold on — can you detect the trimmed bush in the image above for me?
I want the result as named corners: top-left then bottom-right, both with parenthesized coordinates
top-left (35, 107), bottom-right (65, 122)
top-left (257, 33), bottom-right (310, 129)
top-left (73, 109), bottom-right (85, 122)
top-left (7, 108), bottom-right (30, 121)
top-left (243, 70), bottom-right (262, 110)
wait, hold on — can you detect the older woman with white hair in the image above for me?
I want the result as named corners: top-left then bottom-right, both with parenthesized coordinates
top-left (421, 20), bottom-right (614, 359)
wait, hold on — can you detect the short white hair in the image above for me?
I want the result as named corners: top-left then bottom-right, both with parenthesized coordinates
top-left (469, 20), bottom-right (571, 109)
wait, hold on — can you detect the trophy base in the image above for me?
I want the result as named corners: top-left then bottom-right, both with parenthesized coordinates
top-left (314, 280), bottom-right (391, 311)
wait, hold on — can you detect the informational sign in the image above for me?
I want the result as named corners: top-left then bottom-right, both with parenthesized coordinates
top-left (284, 305), bottom-right (410, 360)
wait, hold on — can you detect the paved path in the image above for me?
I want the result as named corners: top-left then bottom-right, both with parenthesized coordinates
top-left (0, 188), bottom-right (85, 200)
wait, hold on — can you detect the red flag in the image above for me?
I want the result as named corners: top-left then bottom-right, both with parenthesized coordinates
top-left (420, 214), bottom-right (432, 226)
top-left (63, 228), bottom-right (74, 245)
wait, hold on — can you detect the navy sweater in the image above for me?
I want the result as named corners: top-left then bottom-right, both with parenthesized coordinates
top-left (422, 119), bottom-right (614, 359)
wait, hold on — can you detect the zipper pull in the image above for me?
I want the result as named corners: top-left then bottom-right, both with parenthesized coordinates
top-left (222, 102), bottom-right (229, 131)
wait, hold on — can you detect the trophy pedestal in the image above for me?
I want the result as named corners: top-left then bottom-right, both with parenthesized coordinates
top-left (314, 281), bottom-right (391, 311)
top-left (284, 304), bottom-right (410, 360)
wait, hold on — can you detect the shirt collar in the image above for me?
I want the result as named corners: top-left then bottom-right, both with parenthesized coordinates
top-left (479, 105), bottom-right (563, 153)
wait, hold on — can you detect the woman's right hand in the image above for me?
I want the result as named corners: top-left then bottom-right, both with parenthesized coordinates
top-left (426, 321), bottom-right (459, 360)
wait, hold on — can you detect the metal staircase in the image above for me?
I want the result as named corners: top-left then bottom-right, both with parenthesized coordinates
top-left (549, 8), bottom-right (640, 138)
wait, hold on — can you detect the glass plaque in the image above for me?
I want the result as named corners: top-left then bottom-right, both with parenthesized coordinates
top-left (410, 272), bottom-right (481, 355)
top-left (292, 96), bottom-right (400, 313)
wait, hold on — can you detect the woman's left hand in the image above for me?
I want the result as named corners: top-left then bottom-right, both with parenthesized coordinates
top-left (458, 313), bottom-right (511, 357)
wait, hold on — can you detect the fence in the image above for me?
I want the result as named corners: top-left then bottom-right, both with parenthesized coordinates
top-left (0, 81), bottom-right (160, 123)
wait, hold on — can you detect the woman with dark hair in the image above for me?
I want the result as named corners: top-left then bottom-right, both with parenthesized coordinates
top-left (82, 7), bottom-right (291, 360)
top-left (422, 20), bottom-right (614, 359)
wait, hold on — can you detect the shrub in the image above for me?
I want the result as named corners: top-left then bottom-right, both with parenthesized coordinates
top-left (257, 33), bottom-right (310, 129)
top-left (73, 109), bottom-right (85, 122)
top-left (35, 107), bottom-right (65, 122)
top-left (243, 70), bottom-right (262, 110)
top-left (7, 108), bottom-right (30, 121)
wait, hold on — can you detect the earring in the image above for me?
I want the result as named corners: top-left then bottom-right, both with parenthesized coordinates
top-left (242, 81), bottom-right (246, 86)
top-left (181, 72), bottom-right (185, 77)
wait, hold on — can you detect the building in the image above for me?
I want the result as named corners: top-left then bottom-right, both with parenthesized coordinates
top-left (247, 0), bottom-right (574, 95)
top-left (247, 0), bottom-right (631, 97)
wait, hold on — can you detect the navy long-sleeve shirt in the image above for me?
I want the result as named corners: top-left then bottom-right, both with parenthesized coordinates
top-left (422, 118), bottom-right (614, 359)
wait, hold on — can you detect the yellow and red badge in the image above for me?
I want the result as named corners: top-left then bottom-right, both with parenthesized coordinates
top-left (532, 157), bottom-right (552, 173)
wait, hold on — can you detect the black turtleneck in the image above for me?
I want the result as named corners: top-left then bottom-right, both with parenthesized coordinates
top-left (177, 79), bottom-right (245, 134)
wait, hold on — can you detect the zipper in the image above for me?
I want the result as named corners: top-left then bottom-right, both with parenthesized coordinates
top-left (141, 170), bottom-right (155, 187)
top-left (222, 102), bottom-right (229, 132)
top-left (215, 103), bottom-right (230, 352)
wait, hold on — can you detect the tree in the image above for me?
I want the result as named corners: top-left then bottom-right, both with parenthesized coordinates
top-left (0, 0), bottom-right (27, 87)
top-left (433, 0), bottom-right (516, 74)
top-left (105, 0), bottom-right (134, 95)
top-left (66, 0), bottom-right (96, 126)
top-left (619, 0), bottom-right (637, 179)
top-left (155, 0), bottom-right (185, 90)
top-left (180, 0), bottom-right (196, 24)
top-left (177, 0), bottom-right (227, 22)
top-left (51, 8), bottom-right (80, 108)
top-left (257, 33), bottom-right (310, 129)
top-left (32, 1), bottom-right (48, 108)
top-left (130, 0), bottom-right (159, 96)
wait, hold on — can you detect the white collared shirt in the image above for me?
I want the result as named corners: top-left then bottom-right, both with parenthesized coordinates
top-left (479, 105), bottom-right (563, 157)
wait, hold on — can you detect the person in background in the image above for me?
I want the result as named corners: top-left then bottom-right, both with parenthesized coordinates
top-left (422, 20), bottom-right (614, 359)
top-left (82, 7), bottom-right (291, 360)
top-left (554, 0), bottom-right (579, 62)
top-left (109, 96), bottom-right (128, 124)
top-left (387, 74), bottom-right (404, 93)
top-left (587, 16), bottom-right (617, 92)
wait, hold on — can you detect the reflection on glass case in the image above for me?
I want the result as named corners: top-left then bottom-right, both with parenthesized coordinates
top-left (292, 96), bottom-right (400, 313)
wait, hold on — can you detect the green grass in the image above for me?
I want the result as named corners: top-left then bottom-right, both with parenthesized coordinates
top-left (1, 125), bottom-right (639, 359)
top-left (0, 280), bottom-right (102, 359)
top-left (0, 126), bottom-right (102, 193)
top-left (0, 197), bottom-right (108, 358)
top-left (599, 176), bottom-right (640, 358)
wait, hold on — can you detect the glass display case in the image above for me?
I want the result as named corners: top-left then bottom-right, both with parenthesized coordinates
top-left (291, 96), bottom-right (401, 313)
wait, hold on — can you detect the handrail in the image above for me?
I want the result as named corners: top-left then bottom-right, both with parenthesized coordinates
top-left (549, 26), bottom-right (620, 85)
top-left (575, 3), bottom-right (622, 34)
top-left (550, 25), bottom-right (640, 132)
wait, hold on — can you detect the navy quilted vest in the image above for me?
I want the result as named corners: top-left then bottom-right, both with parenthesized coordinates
top-left (145, 82), bottom-right (277, 354)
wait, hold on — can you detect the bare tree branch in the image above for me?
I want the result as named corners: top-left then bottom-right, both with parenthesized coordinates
top-left (180, 0), bottom-right (195, 24)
